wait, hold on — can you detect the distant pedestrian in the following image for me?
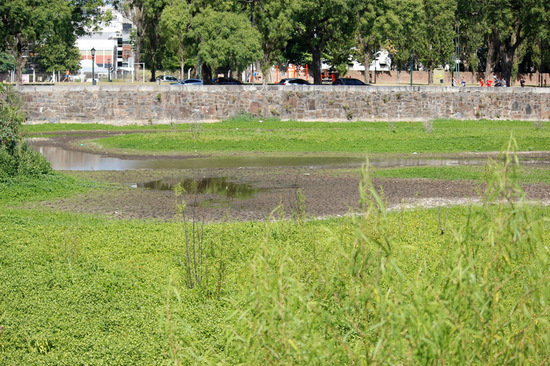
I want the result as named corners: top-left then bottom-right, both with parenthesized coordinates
top-left (502, 78), bottom-right (507, 87)
top-left (63, 70), bottom-right (70, 82)
top-left (461, 77), bottom-right (466, 87)
top-left (452, 77), bottom-right (457, 86)
top-left (480, 77), bottom-right (485, 87)
top-left (520, 79), bottom-right (525, 87)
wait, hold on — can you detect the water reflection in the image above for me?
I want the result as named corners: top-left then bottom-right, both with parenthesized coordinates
top-left (137, 177), bottom-right (259, 199)
top-left (30, 143), bottom-right (494, 171)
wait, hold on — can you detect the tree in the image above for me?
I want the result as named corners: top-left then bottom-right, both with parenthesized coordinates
top-left (160, 0), bottom-right (192, 78)
top-left (190, 9), bottom-right (261, 83)
top-left (122, 0), bottom-right (168, 81)
top-left (457, 0), bottom-right (486, 82)
top-left (291, 0), bottom-right (363, 84)
top-left (0, 0), bottom-right (108, 84)
top-left (0, 52), bottom-right (15, 73)
top-left (141, 0), bottom-right (170, 80)
top-left (355, 0), bottom-right (400, 83)
top-left (391, 0), bottom-right (424, 72)
top-left (416, 0), bottom-right (457, 84)
top-left (483, 0), bottom-right (549, 85)
top-left (251, 0), bottom-right (295, 83)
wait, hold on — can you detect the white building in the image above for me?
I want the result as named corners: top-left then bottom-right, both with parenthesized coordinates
top-left (75, 8), bottom-right (133, 74)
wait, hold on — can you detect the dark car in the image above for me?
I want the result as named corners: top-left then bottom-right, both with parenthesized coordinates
top-left (213, 77), bottom-right (243, 85)
top-left (171, 78), bottom-right (204, 85)
top-left (332, 78), bottom-right (368, 86)
top-left (278, 78), bottom-right (311, 85)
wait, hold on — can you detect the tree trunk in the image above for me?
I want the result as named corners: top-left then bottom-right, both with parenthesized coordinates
top-left (428, 65), bottom-right (433, 85)
top-left (15, 35), bottom-right (24, 85)
top-left (311, 46), bottom-right (322, 85)
top-left (202, 63), bottom-right (212, 84)
top-left (500, 40), bottom-right (517, 87)
top-left (484, 28), bottom-right (497, 81)
top-left (261, 53), bottom-right (270, 85)
top-left (184, 57), bottom-right (189, 80)
top-left (134, 31), bottom-right (142, 81)
top-left (499, 29), bottom-right (522, 87)
top-left (132, 4), bottom-right (145, 82)
top-left (363, 51), bottom-right (372, 84)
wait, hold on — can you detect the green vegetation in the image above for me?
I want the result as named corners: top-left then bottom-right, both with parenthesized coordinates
top-left (371, 165), bottom-right (550, 184)
top-left (59, 119), bottom-right (550, 155)
top-left (1, 147), bottom-right (549, 364)
top-left (6, 109), bottom-right (550, 364)
top-left (0, 0), bottom-right (109, 83)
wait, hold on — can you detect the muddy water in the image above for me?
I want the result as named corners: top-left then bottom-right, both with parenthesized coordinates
top-left (31, 143), bottom-right (487, 171)
top-left (134, 177), bottom-right (259, 199)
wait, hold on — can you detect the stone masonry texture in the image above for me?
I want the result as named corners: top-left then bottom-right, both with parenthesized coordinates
top-left (17, 84), bottom-right (550, 124)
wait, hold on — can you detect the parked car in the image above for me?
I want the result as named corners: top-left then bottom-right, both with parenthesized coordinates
top-left (332, 78), bottom-right (368, 86)
top-left (171, 78), bottom-right (204, 85)
top-left (213, 77), bottom-right (243, 85)
top-left (278, 78), bottom-right (311, 85)
top-left (156, 75), bottom-right (179, 83)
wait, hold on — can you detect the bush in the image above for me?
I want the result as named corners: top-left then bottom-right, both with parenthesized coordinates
top-left (0, 141), bottom-right (53, 181)
top-left (0, 83), bottom-right (25, 154)
top-left (0, 83), bottom-right (52, 180)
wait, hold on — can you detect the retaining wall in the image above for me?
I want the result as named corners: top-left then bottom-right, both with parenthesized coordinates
top-left (17, 84), bottom-right (550, 124)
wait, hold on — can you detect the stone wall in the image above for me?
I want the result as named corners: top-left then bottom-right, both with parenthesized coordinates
top-left (17, 84), bottom-right (550, 124)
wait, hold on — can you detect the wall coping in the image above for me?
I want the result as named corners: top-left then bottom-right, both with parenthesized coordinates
top-left (15, 84), bottom-right (550, 94)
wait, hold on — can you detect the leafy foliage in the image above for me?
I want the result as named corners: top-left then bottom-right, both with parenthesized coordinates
top-left (1, 153), bottom-right (549, 364)
top-left (0, 84), bottom-right (24, 153)
top-left (0, 0), bottom-right (109, 83)
top-left (191, 9), bottom-right (262, 78)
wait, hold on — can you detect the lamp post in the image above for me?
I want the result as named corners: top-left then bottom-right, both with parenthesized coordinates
top-left (91, 47), bottom-right (96, 85)
top-left (410, 51), bottom-right (414, 86)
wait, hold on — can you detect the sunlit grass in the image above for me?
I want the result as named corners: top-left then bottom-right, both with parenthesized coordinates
top-left (65, 119), bottom-right (550, 154)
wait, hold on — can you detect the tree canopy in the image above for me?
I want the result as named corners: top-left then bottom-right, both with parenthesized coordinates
top-left (2, 0), bottom-right (550, 84)
top-left (0, 0), bottom-right (109, 84)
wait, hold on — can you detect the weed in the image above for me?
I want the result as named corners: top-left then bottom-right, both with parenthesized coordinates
top-left (175, 182), bottom-right (207, 290)
top-left (342, 105), bottom-right (353, 120)
top-left (423, 118), bottom-right (433, 133)
top-left (291, 188), bottom-right (308, 221)
top-left (157, 93), bottom-right (162, 103)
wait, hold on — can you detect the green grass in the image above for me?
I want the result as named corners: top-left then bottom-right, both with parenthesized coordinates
top-left (1, 198), bottom-right (548, 364)
top-left (1, 154), bottom-right (550, 364)
top-left (49, 119), bottom-right (550, 155)
top-left (0, 173), bottom-right (102, 205)
top-left (4, 121), bottom-right (549, 363)
top-left (370, 165), bottom-right (550, 183)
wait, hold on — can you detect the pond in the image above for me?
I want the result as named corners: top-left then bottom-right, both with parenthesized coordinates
top-left (31, 142), bottom-right (488, 171)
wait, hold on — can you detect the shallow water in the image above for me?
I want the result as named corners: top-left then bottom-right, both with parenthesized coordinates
top-left (134, 177), bottom-right (259, 199)
top-left (30, 143), bottom-right (489, 171)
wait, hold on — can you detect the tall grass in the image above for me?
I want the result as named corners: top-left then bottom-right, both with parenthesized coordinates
top-left (215, 140), bottom-right (550, 364)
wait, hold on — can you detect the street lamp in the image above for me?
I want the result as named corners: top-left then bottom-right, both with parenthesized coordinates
top-left (91, 47), bottom-right (96, 85)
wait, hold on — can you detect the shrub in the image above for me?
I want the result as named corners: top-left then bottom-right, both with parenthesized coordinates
top-left (0, 84), bottom-right (53, 180)
top-left (0, 83), bottom-right (25, 154)
top-left (0, 142), bottom-right (53, 181)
